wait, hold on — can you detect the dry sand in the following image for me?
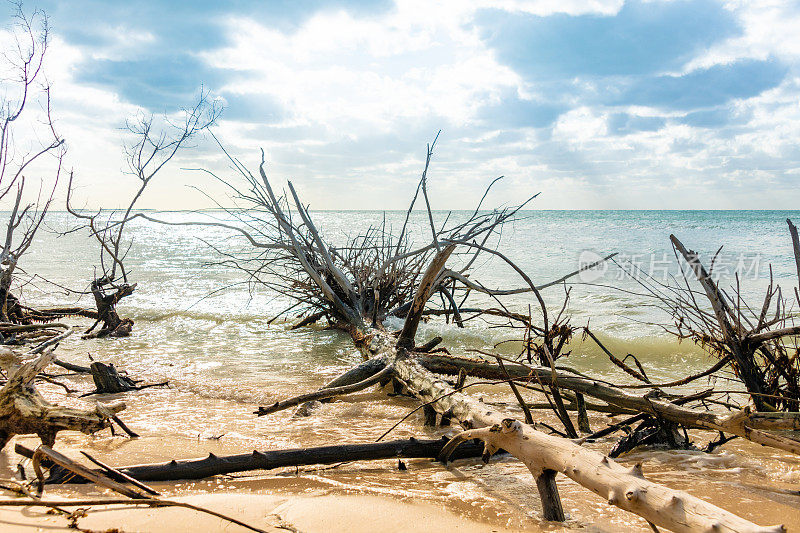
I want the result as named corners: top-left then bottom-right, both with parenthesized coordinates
top-left (0, 492), bottom-right (525, 532)
top-left (0, 434), bottom-right (528, 533)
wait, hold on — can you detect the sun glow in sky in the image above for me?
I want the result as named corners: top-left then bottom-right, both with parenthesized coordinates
top-left (3, 0), bottom-right (800, 210)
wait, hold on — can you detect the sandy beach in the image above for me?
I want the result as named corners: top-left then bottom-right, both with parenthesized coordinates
top-left (2, 376), bottom-right (799, 533)
top-left (0, 432), bottom-right (529, 533)
top-left (0, 490), bottom-right (526, 533)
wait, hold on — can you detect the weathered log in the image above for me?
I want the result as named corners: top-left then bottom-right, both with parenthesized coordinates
top-left (33, 445), bottom-right (147, 499)
top-left (523, 399), bottom-right (635, 415)
top-left (27, 306), bottom-right (99, 321)
top-left (78, 361), bottom-right (168, 397)
top-left (392, 357), bottom-right (784, 532)
top-left (52, 358), bottom-right (91, 373)
top-left (415, 336), bottom-right (443, 353)
top-left (17, 437), bottom-right (486, 483)
top-left (90, 362), bottom-right (138, 393)
top-left (582, 391), bottom-right (714, 442)
top-left (438, 419), bottom-right (783, 533)
top-left (0, 332), bottom-right (125, 449)
top-left (746, 411), bottom-right (800, 431)
top-left (417, 354), bottom-right (800, 454)
top-left (0, 323), bottom-right (68, 333)
top-left (80, 451), bottom-right (160, 495)
top-left (289, 311), bottom-right (325, 330)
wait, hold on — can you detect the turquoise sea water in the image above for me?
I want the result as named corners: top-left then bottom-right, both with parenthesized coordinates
top-left (12, 208), bottom-right (798, 397)
top-left (24, 208), bottom-right (800, 328)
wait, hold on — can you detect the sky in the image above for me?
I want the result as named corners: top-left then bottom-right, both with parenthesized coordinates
top-left (1, 0), bottom-right (800, 210)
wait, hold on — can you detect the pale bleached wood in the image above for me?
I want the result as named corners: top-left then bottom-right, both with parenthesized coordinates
top-left (393, 356), bottom-right (786, 533)
top-left (397, 244), bottom-right (455, 350)
top-left (0, 331), bottom-right (125, 449)
top-left (416, 354), bottom-right (800, 453)
top-left (439, 419), bottom-right (784, 533)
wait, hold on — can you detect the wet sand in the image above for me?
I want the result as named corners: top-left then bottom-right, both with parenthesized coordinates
top-left (1, 391), bottom-right (798, 533)
top-left (1, 325), bottom-right (799, 532)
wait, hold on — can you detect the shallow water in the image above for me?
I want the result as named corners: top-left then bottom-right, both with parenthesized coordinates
top-left (7, 210), bottom-right (800, 531)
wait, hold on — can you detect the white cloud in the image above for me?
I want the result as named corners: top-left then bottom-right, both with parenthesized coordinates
top-left (203, 7), bottom-right (522, 131)
top-left (552, 107), bottom-right (609, 144)
top-left (4, 0), bottom-right (800, 211)
top-left (685, 1), bottom-right (800, 71)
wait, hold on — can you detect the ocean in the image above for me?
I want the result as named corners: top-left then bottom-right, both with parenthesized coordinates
top-left (12, 209), bottom-right (800, 531)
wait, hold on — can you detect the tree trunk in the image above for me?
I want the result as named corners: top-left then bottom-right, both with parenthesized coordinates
top-left (394, 356), bottom-right (784, 533)
top-left (0, 335), bottom-right (125, 449)
top-left (90, 362), bottom-right (138, 393)
top-left (18, 437), bottom-right (485, 484)
top-left (0, 262), bottom-right (15, 323)
top-left (85, 279), bottom-right (136, 338)
top-left (416, 354), bottom-right (800, 454)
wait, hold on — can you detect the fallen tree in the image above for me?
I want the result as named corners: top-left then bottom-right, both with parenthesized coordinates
top-left (142, 136), bottom-right (793, 532)
top-left (16, 436), bottom-right (486, 484)
top-left (413, 354), bottom-right (800, 453)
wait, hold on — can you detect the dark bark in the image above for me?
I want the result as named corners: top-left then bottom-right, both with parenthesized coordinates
top-left (536, 469), bottom-right (565, 521)
top-left (17, 437), bottom-right (486, 484)
top-left (90, 362), bottom-right (138, 393)
top-left (0, 272), bottom-right (15, 323)
top-left (84, 278), bottom-right (136, 338)
top-left (293, 357), bottom-right (389, 416)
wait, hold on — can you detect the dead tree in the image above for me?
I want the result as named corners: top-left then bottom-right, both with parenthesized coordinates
top-left (17, 437), bottom-right (486, 484)
top-left (0, 4), bottom-right (65, 341)
top-left (66, 93), bottom-right (220, 338)
top-left (145, 136), bottom-right (790, 532)
top-left (614, 232), bottom-right (800, 412)
top-left (0, 330), bottom-right (126, 449)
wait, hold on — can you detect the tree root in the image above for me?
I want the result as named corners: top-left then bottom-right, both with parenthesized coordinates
top-left (0, 330), bottom-right (126, 449)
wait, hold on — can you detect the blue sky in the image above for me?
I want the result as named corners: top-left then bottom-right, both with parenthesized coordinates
top-left (2, 0), bottom-right (800, 209)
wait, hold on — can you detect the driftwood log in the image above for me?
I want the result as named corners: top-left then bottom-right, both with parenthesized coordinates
top-left (90, 362), bottom-right (138, 393)
top-left (17, 437), bottom-right (486, 484)
top-left (0, 332), bottom-right (125, 449)
top-left (415, 354), bottom-right (800, 454)
top-left (439, 420), bottom-right (784, 533)
top-left (82, 361), bottom-right (168, 396)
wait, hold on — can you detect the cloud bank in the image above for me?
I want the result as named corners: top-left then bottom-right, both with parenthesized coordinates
top-left (4, 0), bottom-right (799, 210)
